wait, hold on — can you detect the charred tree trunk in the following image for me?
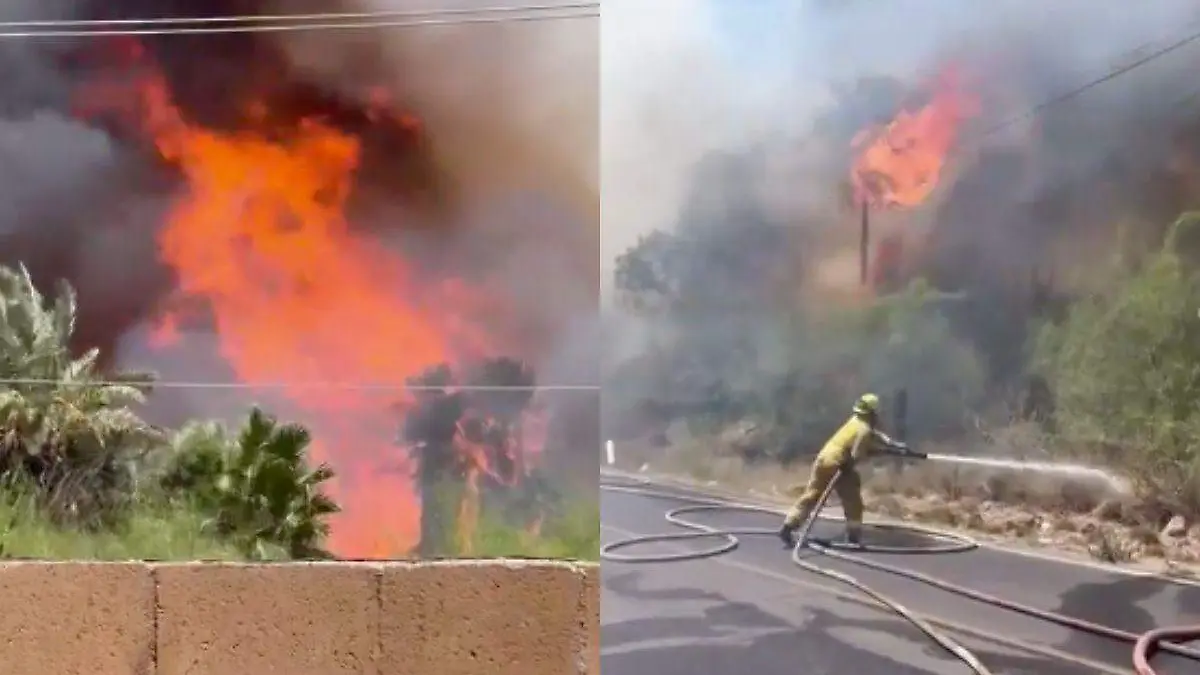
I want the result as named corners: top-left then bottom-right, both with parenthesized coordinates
top-left (402, 365), bottom-right (465, 559)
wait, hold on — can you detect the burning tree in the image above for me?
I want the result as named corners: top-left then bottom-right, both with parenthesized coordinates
top-left (607, 69), bottom-right (995, 459)
top-left (400, 357), bottom-right (552, 558)
top-left (850, 67), bottom-right (979, 210)
top-left (52, 29), bottom-right (579, 558)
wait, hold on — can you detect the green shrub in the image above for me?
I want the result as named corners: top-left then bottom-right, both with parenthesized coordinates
top-left (0, 262), bottom-right (593, 561)
top-left (469, 499), bottom-right (599, 560)
top-left (1036, 213), bottom-right (1200, 514)
top-left (740, 281), bottom-right (987, 463)
top-left (161, 408), bottom-right (340, 560)
top-left (0, 484), bottom-right (249, 561)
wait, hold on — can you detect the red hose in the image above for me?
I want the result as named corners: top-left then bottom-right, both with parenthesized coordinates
top-left (1133, 625), bottom-right (1200, 675)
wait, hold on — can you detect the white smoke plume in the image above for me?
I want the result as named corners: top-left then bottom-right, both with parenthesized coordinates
top-left (599, 0), bottom-right (1200, 295)
top-left (601, 0), bottom-right (806, 295)
top-left (597, 0), bottom-right (1200, 443)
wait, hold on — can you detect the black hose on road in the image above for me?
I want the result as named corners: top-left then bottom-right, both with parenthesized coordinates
top-left (600, 472), bottom-right (1200, 675)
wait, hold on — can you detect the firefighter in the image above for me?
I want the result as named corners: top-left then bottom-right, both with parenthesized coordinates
top-left (778, 393), bottom-right (918, 547)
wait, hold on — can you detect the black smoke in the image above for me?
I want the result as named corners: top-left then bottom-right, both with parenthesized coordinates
top-left (0, 1), bottom-right (598, 496)
top-left (0, 0), bottom-right (443, 366)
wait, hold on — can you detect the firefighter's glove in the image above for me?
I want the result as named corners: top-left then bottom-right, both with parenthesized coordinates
top-left (889, 441), bottom-right (926, 459)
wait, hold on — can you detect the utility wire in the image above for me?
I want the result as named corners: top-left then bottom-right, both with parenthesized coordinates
top-left (0, 4), bottom-right (600, 387)
top-left (961, 21), bottom-right (1200, 149)
top-left (0, 6), bottom-right (596, 38)
top-left (0, 2), bottom-right (598, 28)
top-left (0, 378), bottom-right (599, 391)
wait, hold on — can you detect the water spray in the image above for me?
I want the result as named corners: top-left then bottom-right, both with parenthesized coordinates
top-left (922, 453), bottom-right (1132, 494)
top-left (600, 392), bottom-right (1196, 674)
top-left (888, 388), bottom-right (1129, 494)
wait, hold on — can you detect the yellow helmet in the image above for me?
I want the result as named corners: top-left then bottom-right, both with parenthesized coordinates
top-left (853, 393), bottom-right (880, 416)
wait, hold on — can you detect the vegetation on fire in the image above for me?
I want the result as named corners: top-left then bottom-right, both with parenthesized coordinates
top-left (402, 359), bottom-right (596, 560)
top-left (0, 262), bottom-right (597, 561)
top-left (610, 143), bottom-right (1200, 566)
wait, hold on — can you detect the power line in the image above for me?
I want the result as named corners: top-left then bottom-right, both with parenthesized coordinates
top-left (0, 378), bottom-right (599, 391)
top-left (963, 22), bottom-right (1200, 148)
top-left (0, 6), bottom-right (597, 38)
top-left (0, 2), bottom-right (598, 28)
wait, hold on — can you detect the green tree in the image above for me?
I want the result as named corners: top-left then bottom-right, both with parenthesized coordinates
top-left (1036, 213), bottom-right (1200, 514)
top-left (0, 264), bottom-right (160, 526)
top-left (613, 230), bottom-right (683, 314)
top-left (740, 282), bottom-right (985, 463)
top-left (857, 282), bottom-right (987, 441)
top-left (162, 408), bottom-right (339, 560)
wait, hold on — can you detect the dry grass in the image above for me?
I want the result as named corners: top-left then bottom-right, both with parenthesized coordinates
top-left (866, 456), bottom-right (1200, 568)
top-left (617, 423), bottom-right (1200, 572)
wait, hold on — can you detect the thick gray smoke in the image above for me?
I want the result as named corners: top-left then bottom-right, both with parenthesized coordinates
top-left (601, 0), bottom-right (808, 295)
top-left (601, 0), bottom-right (1200, 444)
top-left (20, 2), bottom-right (594, 358)
top-left (0, 1), bottom-right (599, 488)
top-left (602, 0), bottom-right (1200, 289)
top-left (265, 0), bottom-right (601, 484)
top-left (0, 2), bottom-right (173, 354)
top-left (264, 0), bottom-right (599, 400)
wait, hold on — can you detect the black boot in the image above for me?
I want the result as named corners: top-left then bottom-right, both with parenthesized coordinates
top-left (842, 527), bottom-right (863, 548)
top-left (778, 523), bottom-right (797, 548)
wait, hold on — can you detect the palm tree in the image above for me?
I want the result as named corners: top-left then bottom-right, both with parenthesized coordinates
top-left (158, 419), bottom-right (228, 499)
top-left (401, 358), bottom-right (556, 557)
top-left (402, 364), bottom-right (470, 558)
top-left (165, 408), bottom-right (340, 560)
top-left (467, 357), bottom-right (535, 482)
top-left (0, 264), bottom-right (161, 525)
top-left (464, 357), bottom-right (561, 531)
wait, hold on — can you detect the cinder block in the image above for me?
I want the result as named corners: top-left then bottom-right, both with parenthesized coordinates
top-left (155, 562), bottom-right (379, 675)
top-left (0, 562), bottom-right (154, 675)
top-left (576, 564), bottom-right (599, 675)
top-left (379, 561), bottom-right (583, 675)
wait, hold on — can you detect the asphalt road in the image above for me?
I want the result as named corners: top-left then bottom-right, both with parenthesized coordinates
top-left (600, 475), bottom-right (1200, 675)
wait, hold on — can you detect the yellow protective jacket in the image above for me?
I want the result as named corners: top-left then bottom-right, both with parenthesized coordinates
top-left (814, 415), bottom-right (895, 467)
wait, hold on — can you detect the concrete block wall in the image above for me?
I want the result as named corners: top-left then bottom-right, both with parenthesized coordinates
top-left (0, 559), bottom-right (599, 675)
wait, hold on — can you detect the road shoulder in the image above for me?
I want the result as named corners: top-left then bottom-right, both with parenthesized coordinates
top-left (600, 467), bottom-right (1200, 587)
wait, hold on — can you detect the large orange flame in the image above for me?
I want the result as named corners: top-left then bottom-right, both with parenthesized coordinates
top-left (77, 38), bottom-right (522, 557)
top-left (851, 68), bottom-right (980, 209)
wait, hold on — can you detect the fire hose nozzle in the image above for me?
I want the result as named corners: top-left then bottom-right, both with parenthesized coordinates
top-left (890, 443), bottom-right (926, 460)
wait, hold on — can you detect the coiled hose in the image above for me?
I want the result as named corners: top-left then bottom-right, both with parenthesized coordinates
top-left (600, 472), bottom-right (1200, 675)
top-left (1135, 626), bottom-right (1200, 675)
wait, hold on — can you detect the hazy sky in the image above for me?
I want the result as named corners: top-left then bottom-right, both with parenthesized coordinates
top-left (601, 0), bottom-right (809, 293)
top-left (709, 0), bottom-right (793, 66)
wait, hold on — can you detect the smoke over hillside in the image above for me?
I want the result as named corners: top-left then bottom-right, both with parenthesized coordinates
top-left (602, 0), bottom-right (1200, 440)
top-left (604, 0), bottom-right (1200, 287)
